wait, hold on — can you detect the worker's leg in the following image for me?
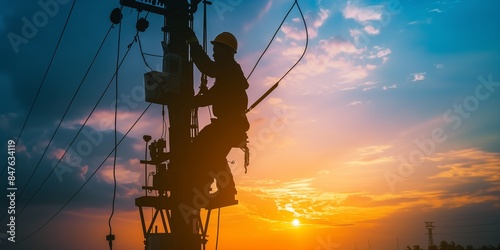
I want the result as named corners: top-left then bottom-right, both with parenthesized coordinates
top-left (213, 158), bottom-right (236, 195)
top-left (188, 122), bottom-right (222, 195)
top-left (189, 118), bottom-right (248, 198)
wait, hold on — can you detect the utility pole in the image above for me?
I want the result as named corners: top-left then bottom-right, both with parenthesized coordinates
top-left (118, 1), bottom-right (218, 249)
top-left (119, 0), bottom-right (243, 249)
top-left (425, 222), bottom-right (435, 250)
top-left (162, 1), bottom-right (196, 249)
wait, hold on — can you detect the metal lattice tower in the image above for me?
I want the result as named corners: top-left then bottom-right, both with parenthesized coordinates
top-left (425, 221), bottom-right (435, 249)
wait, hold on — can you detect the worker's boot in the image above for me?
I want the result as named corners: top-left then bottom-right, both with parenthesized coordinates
top-left (208, 185), bottom-right (237, 208)
top-left (207, 162), bottom-right (237, 208)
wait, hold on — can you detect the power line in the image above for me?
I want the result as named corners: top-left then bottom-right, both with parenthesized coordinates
top-left (8, 103), bottom-right (152, 246)
top-left (5, 32), bottom-right (137, 225)
top-left (246, 0), bottom-right (297, 80)
top-left (107, 13), bottom-right (122, 249)
top-left (215, 208), bottom-right (221, 250)
top-left (135, 10), bottom-right (155, 71)
top-left (0, 0), bottom-right (78, 178)
top-left (142, 52), bottom-right (163, 58)
top-left (246, 0), bottom-right (309, 113)
top-left (137, 32), bottom-right (154, 71)
top-left (0, 21), bottom-right (114, 226)
top-left (16, 24), bottom-right (114, 204)
top-left (275, 0), bottom-right (308, 85)
top-left (4, 1), bottom-right (309, 248)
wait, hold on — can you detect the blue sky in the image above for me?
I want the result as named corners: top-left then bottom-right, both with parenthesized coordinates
top-left (1, 0), bottom-right (500, 249)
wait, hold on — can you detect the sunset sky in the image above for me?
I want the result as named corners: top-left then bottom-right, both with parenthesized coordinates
top-left (1, 0), bottom-right (500, 249)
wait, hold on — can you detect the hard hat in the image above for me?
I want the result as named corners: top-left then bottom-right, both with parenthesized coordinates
top-left (211, 32), bottom-right (238, 53)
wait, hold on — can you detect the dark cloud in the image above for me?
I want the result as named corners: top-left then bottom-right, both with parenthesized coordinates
top-left (0, 121), bottom-right (145, 247)
top-left (1, 2), bottom-right (166, 243)
top-left (0, 0), bottom-right (157, 128)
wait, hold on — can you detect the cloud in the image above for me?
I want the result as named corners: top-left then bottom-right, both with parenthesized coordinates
top-left (434, 63), bottom-right (445, 69)
top-left (236, 164), bottom-right (499, 231)
top-left (357, 144), bottom-right (393, 156)
top-left (99, 162), bottom-right (142, 186)
top-left (280, 36), bottom-right (371, 87)
top-left (238, 178), bottom-right (365, 226)
top-left (243, 0), bottom-right (273, 32)
top-left (411, 72), bottom-right (426, 81)
top-left (249, 147), bottom-right (500, 228)
top-left (341, 0), bottom-right (392, 51)
top-left (383, 84), bottom-right (397, 90)
top-left (349, 29), bottom-right (364, 45)
top-left (360, 80), bottom-right (377, 91)
top-left (272, 36), bottom-right (381, 91)
top-left (318, 35), bottom-right (365, 57)
top-left (387, 148), bottom-right (500, 210)
top-left (313, 8), bottom-right (330, 29)
top-left (345, 144), bottom-right (394, 165)
top-left (375, 47), bottom-right (391, 58)
top-left (281, 8), bottom-right (330, 40)
top-left (280, 24), bottom-right (307, 40)
top-left (60, 107), bottom-right (165, 140)
top-left (408, 18), bottom-right (433, 25)
top-left (342, 1), bottom-right (384, 23)
top-left (267, 97), bottom-right (284, 106)
top-left (281, 42), bottom-right (307, 57)
top-left (428, 149), bottom-right (500, 183)
top-left (428, 8), bottom-right (443, 13)
top-left (3, 118), bottom-right (146, 218)
top-left (367, 46), bottom-right (391, 63)
top-left (366, 64), bottom-right (377, 70)
top-left (0, 112), bottom-right (18, 130)
top-left (363, 24), bottom-right (380, 35)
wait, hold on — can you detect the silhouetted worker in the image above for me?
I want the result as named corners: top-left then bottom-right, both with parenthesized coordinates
top-left (184, 28), bottom-right (249, 203)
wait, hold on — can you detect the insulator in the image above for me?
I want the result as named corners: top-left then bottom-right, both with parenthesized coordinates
top-left (136, 17), bottom-right (149, 32)
top-left (109, 8), bottom-right (123, 24)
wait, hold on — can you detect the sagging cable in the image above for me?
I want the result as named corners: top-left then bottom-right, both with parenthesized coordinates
top-left (246, 0), bottom-right (308, 113)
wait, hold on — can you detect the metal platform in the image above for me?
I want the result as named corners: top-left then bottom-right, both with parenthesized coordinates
top-left (135, 195), bottom-right (237, 250)
top-left (135, 195), bottom-right (238, 210)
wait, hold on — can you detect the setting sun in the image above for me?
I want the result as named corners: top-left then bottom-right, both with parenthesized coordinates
top-left (292, 219), bottom-right (300, 226)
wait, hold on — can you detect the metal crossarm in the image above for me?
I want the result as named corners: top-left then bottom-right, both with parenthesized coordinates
top-left (120, 0), bottom-right (168, 15)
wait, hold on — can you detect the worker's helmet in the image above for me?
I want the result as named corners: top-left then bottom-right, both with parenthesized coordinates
top-left (211, 32), bottom-right (238, 53)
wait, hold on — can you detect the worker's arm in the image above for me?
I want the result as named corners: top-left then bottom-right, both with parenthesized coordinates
top-left (191, 86), bottom-right (215, 107)
top-left (186, 31), bottom-right (221, 78)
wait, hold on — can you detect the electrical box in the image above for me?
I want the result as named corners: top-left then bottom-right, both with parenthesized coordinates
top-left (144, 44), bottom-right (182, 105)
top-left (144, 70), bottom-right (180, 105)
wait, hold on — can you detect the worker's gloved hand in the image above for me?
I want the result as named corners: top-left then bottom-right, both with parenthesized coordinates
top-left (184, 27), bottom-right (195, 37)
top-left (184, 27), bottom-right (198, 44)
top-left (189, 95), bottom-right (201, 108)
